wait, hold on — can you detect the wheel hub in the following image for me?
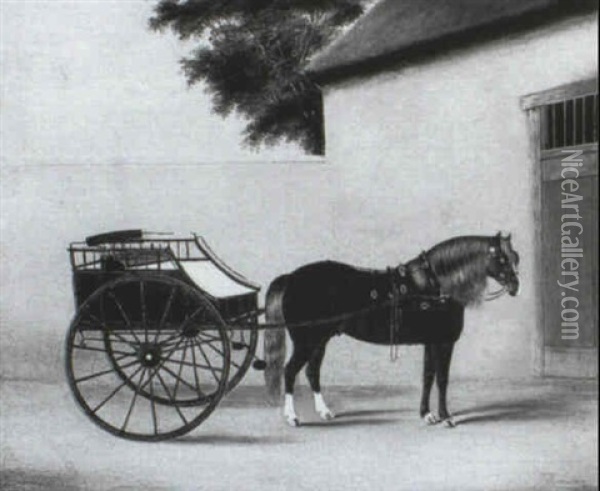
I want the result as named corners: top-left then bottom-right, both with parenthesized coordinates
top-left (138, 344), bottom-right (162, 368)
top-left (182, 323), bottom-right (200, 338)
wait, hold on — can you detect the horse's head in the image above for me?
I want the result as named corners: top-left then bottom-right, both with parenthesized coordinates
top-left (487, 232), bottom-right (520, 296)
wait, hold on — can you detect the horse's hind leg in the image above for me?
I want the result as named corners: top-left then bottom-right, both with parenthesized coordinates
top-left (436, 342), bottom-right (456, 428)
top-left (284, 343), bottom-right (310, 427)
top-left (420, 344), bottom-right (439, 425)
top-left (306, 340), bottom-right (335, 421)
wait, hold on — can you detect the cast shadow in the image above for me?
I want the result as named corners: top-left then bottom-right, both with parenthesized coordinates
top-left (454, 397), bottom-right (571, 425)
top-left (173, 434), bottom-right (295, 445)
top-left (301, 416), bottom-right (400, 429)
top-left (336, 408), bottom-right (408, 419)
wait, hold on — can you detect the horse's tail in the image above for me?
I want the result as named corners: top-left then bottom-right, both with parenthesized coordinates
top-left (264, 274), bottom-right (288, 405)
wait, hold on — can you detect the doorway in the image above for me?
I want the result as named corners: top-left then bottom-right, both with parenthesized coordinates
top-left (523, 80), bottom-right (598, 377)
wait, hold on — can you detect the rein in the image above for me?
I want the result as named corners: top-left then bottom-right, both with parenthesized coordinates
top-left (484, 286), bottom-right (507, 301)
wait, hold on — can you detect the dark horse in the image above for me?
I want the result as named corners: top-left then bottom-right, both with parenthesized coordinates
top-left (263, 233), bottom-right (520, 427)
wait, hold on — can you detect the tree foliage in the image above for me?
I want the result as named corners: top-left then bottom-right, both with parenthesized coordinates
top-left (150, 0), bottom-right (364, 155)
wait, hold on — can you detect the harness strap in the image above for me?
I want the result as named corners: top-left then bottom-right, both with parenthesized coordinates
top-left (388, 268), bottom-right (402, 362)
top-left (419, 252), bottom-right (441, 291)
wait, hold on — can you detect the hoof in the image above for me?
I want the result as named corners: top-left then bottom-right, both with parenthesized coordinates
top-left (318, 410), bottom-right (335, 421)
top-left (285, 417), bottom-right (300, 427)
top-left (442, 417), bottom-right (456, 428)
top-left (422, 412), bottom-right (440, 425)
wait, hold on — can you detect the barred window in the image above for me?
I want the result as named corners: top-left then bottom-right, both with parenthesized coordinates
top-left (541, 93), bottom-right (598, 150)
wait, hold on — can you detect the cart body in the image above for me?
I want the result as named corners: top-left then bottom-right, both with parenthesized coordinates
top-left (65, 230), bottom-right (261, 441)
top-left (69, 230), bottom-right (259, 322)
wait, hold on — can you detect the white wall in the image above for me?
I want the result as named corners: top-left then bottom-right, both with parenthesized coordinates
top-left (0, 1), bottom-right (307, 165)
top-left (320, 13), bottom-right (598, 383)
top-left (0, 1), bottom-right (330, 384)
top-left (0, 163), bottom-right (334, 383)
top-left (2, 2), bottom-right (596, 389)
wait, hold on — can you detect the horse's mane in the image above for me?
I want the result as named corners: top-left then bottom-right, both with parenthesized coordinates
top-left (426, 236), bottom-right (492, 306)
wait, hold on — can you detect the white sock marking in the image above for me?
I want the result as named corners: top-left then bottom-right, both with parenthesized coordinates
top-left (284, 393), bottom-right (299, 426)
top-left (313, 392), bottom-right (335, 420)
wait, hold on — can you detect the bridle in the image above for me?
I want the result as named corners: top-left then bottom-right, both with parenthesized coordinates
top-left (404, 236), bottom-right (519, 302)
top-left (386, 239), bottom-right (516, 360)
top-left (485, 236), bottom-right (519, 301)
top-left (484, 286), bottom-right (507, 301)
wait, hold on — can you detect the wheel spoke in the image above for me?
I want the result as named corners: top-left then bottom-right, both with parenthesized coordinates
top-left (113, 352), bottom-right (137, 363)
top-left (73, 344), bottom-right (133, 357)
top-left (163, 357), bottom-right (225, 371)
top-left (78, 336), bottom-right (130, 345)
top-left (121, 368), bottom-right (147, 432)
top-left (157, 331), bottom-right (183, 347)
top-left (160, 364), bottom-right (203, 394)
top-left (192, 338), bottom-right (221, 384)
top-left (178, 306), bottom-right (208, 333)
top-left (196, 324), bottom-right (224, 334)
top-left (203, 340), bottom-right (227, 359)
top-left (107, 291), bottom-right (131, 326)
top-left (160, 338), bottom-right (183, 350)
top-left (155, 370), bottom-right (189, 425)
top-left (189, 338), bottom-right (202, 394)
top-left (172, 339), bottom-right (188, 399)
top-left (87, 312), bottom-right (123, 343)
top-left (135, 338), bottom-right (185, 395)
top-left (108, 291), bottom-right (142, 345)
top-left (195, 332), bottom-right (222, 344)
top-left (158, 337), bottom-right (185, 365)
top-left (75, 359), bottom-right (139, 384)
top-left (140, 280), bottom-right (149, 343)
top-left (165, 342), bottom-right (195, 353)
top-left (149, 368), bottom-right (158, 435)
top-left (77, 331), bottom-right (87, 346)
top-left (92, 364), bottom-right (144, 414)
top-left (106, 330), bottom-right (138, 348)
top-left (86, 311), bottom-right (105, 327)
top-left (155, 286), bottom-right (177, 343)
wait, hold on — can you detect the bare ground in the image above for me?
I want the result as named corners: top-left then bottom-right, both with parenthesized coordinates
top-left (1, 378), bottom-right (597, 491)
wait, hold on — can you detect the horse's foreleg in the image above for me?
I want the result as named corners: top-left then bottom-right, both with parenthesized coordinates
top-left (420, 344), bottom-right (439, 425)
top-left (306, 342), bottom-right (335, 421)
top-left (436, 342), bottom-right (455, 427)
top-left (284, 345), bottom-right (309, 427)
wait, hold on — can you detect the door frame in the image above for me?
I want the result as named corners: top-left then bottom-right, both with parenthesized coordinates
top-left (521, 78), bottom-right (598, 377)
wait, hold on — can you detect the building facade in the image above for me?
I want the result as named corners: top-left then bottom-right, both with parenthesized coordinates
top-left (307, 0), bottom-right (598, 378)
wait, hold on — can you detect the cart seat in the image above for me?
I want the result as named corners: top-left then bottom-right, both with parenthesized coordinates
top-left (180, 261), bottom-right (257, 299)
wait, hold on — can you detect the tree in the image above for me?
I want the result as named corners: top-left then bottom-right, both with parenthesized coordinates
top-left (149, 0), bottom-right (364, 155)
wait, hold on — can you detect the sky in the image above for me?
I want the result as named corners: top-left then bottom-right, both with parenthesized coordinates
top-left (1, 0), bottom-right (313, 165)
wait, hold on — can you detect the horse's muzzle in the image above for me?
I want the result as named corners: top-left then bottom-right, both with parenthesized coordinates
top-left (508, 277), bottom-right (520, 296)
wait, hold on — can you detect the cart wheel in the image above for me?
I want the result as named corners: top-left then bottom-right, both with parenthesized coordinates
top-left (65, 275), bottom-right (231, 441)
top-left (225, 314), bottom-right (259, 393)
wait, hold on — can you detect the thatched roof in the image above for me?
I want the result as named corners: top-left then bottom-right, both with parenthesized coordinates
top-left (307, 0), bottom-right (598, 83)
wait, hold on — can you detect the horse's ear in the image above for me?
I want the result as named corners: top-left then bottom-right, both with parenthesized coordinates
top-left (496, 231), bottom-right (502, 238)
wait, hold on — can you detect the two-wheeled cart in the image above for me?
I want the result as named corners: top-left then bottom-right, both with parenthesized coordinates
top-left (65, 230), bottom-right (262, 441)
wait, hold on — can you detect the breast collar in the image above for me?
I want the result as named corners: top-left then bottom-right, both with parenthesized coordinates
top-left (393, 252), bottom-right (440, 295)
